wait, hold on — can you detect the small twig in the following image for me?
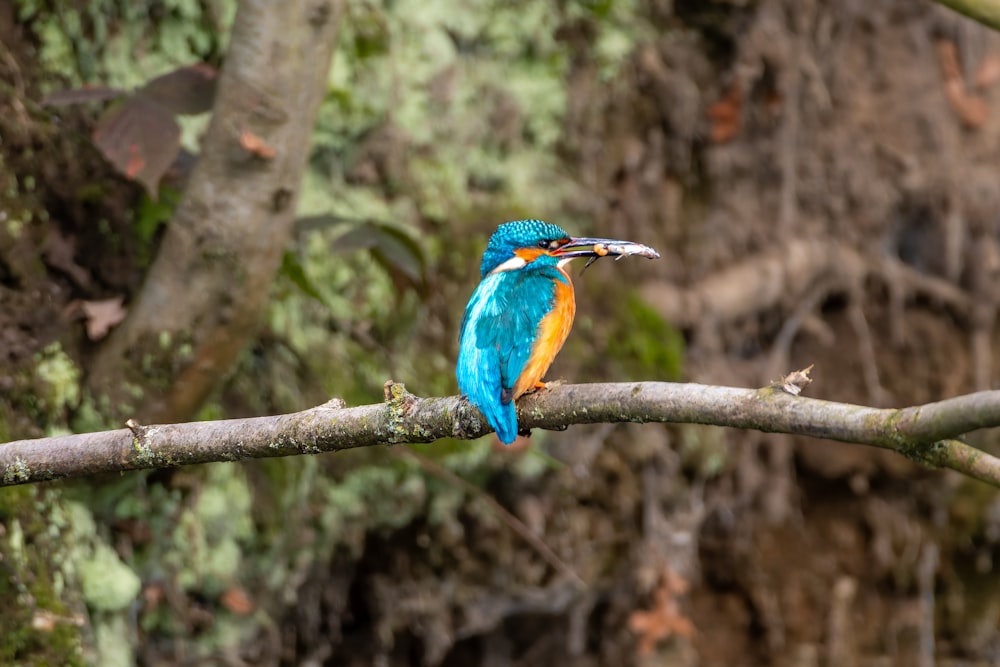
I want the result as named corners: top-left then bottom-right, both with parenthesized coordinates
top-left (766, 278), bottom-right (836, 381)
top-left (846, 298), bottom-right (888, 405)
top-left (917, 542), bottom-right (939, 667)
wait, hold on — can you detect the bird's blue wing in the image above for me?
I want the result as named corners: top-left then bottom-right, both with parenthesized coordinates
top-left (457, 271), bottom-right (555, 443)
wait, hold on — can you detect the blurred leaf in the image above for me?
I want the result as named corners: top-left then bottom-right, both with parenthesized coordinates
top-left (81, 296), bottom-right (127, 340)
top-left (93, 96), bottom-right (180, 196)
top-left (335, 222), bottom-right (425, 283)
top-left (220, 586), bottom-right (254, 616)
top-left (41, 84), bottom-right (125, 107)
top-left (280, 251), bottom-right (326, 305)
top-left (139, 64), bottom-right (218, 115)
top-left (135, 189), bottom-right (180, 266)
top-left (293, 214), bottom-right (357, 237)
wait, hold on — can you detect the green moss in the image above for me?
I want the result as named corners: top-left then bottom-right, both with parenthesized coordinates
top-left (93, 615), bottom-right (133, 667)
top-left (319, 460), bottom-right (427, 552)
top-left (606, 293), bottom-right (686, 381)
top-left (153, 464), bottom-right (255, 596)
top-left (79, 543), bottom-right (141, 611)
top-left (33, 343), bottom-right (82, 419)
top-left (0, 487), bottom-right (86, 666)
top-left (3, 458), bottom-right (32, 485)
top-left (21, 0), bottom-right (235, 87)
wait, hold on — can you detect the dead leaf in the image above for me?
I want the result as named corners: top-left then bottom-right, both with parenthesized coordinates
top-left (81, 296), bottom-right (127, 340)
top-left (32, 610), bottom-right (84, 631)
top-left (140, 64), bottom-right (218, 115)
top-left (31, 611), bottom-right (57, 632)
top-left (628, 565), bottom-right (695, 656)
top-left (93, 95), bottom-right (181, 194)
top-left (239, 129), bottom-right (277, 159)
top-left (706, 82), bottom-right (743, 144)
top-left (220, 586), bottom-right (255, 615)
top-left (779, 364), bottom-right (814, 395)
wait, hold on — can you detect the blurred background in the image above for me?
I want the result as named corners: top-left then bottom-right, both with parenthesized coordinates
top-left (3, 0), bottom-right (1000, 664)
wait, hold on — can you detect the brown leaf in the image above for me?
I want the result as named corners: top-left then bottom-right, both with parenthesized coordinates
top-left (706, 82), bottom-right (743, 144)
top-left (93, 96), bottom-right (181, 194)
top-left (140, 64), bottom-right (218, 115)
top-left (81, 296), bottom-right (127, 340)
top-left (31, 610), bottom-right (84, 631)
top-left (239, 129), bottom-right (277, 159)
top-left (220, 586), bottom-right (255, 616)
top-left (628, 566), bottom-right (695, 656)
top-left (779, 364), bottom-right (814, 395)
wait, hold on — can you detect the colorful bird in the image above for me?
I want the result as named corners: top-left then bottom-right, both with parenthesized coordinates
top-left (457, 219), bottom-right (660, 444)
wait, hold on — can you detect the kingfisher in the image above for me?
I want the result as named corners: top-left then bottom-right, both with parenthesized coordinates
top-left (457, 219), bottom-right (660, 444)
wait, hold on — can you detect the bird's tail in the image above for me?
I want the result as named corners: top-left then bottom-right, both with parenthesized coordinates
top-left (492, 400), bottom-right (518, 445)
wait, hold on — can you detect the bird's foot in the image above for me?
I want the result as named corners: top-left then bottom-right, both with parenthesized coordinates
top-left (524, 379), bottom-right (562, 395)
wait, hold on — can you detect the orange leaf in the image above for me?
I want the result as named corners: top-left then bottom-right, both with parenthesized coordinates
top-left (706, 82), bottom-right (743, 144)
top-left (628, 565), bottom-right (695, 655)
top-left (125, 145), bottom-right (146, 178)
top-left (220, 586), bottom-right (255, 615)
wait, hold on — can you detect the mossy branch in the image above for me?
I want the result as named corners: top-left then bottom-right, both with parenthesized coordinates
top-left (3, 379), bottom-right (1000, 487)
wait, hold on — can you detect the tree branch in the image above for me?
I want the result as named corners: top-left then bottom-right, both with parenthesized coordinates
top-left (934, 0), bottom-right (1000, 32)
top-left (3, 380), bottom-right (1000, 488)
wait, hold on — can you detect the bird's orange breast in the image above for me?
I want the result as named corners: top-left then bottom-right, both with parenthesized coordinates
top-left (512, 271), bottom-right (576, 399)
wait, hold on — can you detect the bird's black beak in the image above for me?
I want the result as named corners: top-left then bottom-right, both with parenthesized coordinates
top-left (551, 237), bottom-right (661, 261)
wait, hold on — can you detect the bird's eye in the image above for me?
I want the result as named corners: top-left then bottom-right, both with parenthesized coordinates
top-left (538, 240), bottom-right (549, 249)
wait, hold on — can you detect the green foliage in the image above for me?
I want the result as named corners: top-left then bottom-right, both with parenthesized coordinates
top-left (606, 294), bottom-right (686, 381)
top-left (0, 486), bottom-right (86, 666)
top-left (134, 189), bottom-right (180, 264)
top-left (19, 0), bottom-right (234, 87)
top-left (32, 343), bottom-right (81, 426)
top-left (79, 543), bottom-right (141, 611)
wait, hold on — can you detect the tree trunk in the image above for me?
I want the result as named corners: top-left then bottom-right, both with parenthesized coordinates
top-left (87, 0), bottom-right (343, 423)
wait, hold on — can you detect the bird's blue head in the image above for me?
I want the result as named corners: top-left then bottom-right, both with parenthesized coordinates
top-left (478, 219), bottom-right (661, 278)
top-left (479, 219), bottom-right (572, 277)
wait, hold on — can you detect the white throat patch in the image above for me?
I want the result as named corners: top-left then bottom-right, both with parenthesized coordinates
top-left (488, 256), bottom-right (528, 274)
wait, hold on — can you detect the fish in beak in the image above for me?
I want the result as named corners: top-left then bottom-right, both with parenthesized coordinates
top-left (551, 236), bottom-right (660, 271)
